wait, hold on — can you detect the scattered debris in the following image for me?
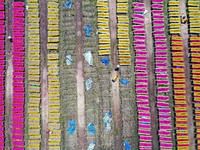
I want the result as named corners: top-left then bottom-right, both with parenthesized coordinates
top-left (112, 75), bottom-right (118, 82)
top-left (86, 78), bottom-right (93, 91)
top-left (83, 50), bottom-right (93, 66)
top-left (115, 64), bottom-right (120, 71)
top-left (103, 112), bottom-right (112, 131)
top-left (68, 120), bottom-right (76, 135)
top-left (66, 54), bottom-right (73, 65)
top-left (88, 123), bottom-right (95, 135)
top-left (65, 0), bottom-right (72, 9)
top-left (85, 24), bottom-right (92, 37)
top-left (101, 57), bottom-right (109, 66)
top-left (124, 141), bottom-right (131, 150)
top-left (120, 78), bottom-right (129, 85)
top-left (87, 142), bottom-right (95, 150)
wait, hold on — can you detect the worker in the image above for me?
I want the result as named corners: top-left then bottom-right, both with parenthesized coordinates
top-left (47, 129), bottom-right (53, 135)
top-left (112, 75), bottom-right (118, 82)
top-left (7, 36), bottom-right (12, 42)
top-left (115, 64), bottom-right (120, 71)
top-left (181, 15), bottom-right (187, 24)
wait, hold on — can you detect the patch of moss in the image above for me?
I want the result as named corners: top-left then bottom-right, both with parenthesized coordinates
top-left (83, 4), bottom-right (88, 8)
top-left (90, 0), bottom-right (96, 2)
top-left (116, 128), bottom-right (119, 136)
top-left (8, 134), bottom-right (11, 147)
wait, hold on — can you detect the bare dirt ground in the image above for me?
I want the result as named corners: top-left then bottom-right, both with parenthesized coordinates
top-left (119, 66), bottom-right (136, 149)
top-left (119, 1), bottom-right (138, 149)
top-left (39, 0), bottom-right (49, 149)
top-left (75, 0), bottom-right (86, 149)
top-left (109, 0), bottom-right (122, 149)
top-left (144, 1), bottom-right (159, 150)
top-left (98, 57), bottom-right (114, 149)
top-left (5, 0), bottom-right (13, 149)
top-left (82, 0), bottom-right (101, 148)
top-left (59, 0), bottom-right (78, 149)
top-left (179, 0), bottom-right (195, 149)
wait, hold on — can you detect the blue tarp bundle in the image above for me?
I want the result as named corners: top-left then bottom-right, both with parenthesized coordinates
top-left (176, 66), bottom-right (182, 68)
top-left (31, 84), bottom-right (39, 87)
top-left (88, 123), bottom-right (95, 135)
top-left (140, 122), bottom-right (149, 125)
top-left (101, 57), bottom-right (109, 66)
top-left (65, 0), bottom-right (72, 8)
top-left (83, 50), bottom-right (93, 66)
top-left (68, 120), bottom-right (76, 135)
top-left (66, 54), bottom-right (73, 65)
top-left (87, 142), bottom-right (95, 150)
top-left (86, 78), bottom-right (93, 90)
top-left (120, 78), bottom-right (129, 85)
top-left (85, 24), bottom-right (92, 37)
top-left (103, 112), bottom-right (112, 131)
top-left (124, 141), bottom-right (131, 150)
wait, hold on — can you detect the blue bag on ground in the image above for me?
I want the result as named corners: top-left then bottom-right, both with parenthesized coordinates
top-left (68, 120), bottom-right (76, 135)
top-left (103, 111), bottom-right (112, 131)
top-left (66, 54), bottom-right (73, 65)
top-left (124, 141), bottom-right (131, 150)
top-left (102, 57), bottom-right (109, 66)
top-left (87, 142), bottom-right (95, 150)
top-left (85, 24), bottom-right (92, 37)
top-left (83, 50), bottom-right (93, 66)
top-left (65, 0), bottom-right (72, 8)
top-left (88, 123), bottom-right (95, 135)
top-left (120, 78), bottom-right (129, 85)
top-left (86, 78), bottom-right (93, 90)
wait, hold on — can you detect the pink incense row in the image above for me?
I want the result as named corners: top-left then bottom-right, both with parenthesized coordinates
top-left (133, 2), bottom-right (152, 149)
top-left (151, 0), bottom-right (173, 149)
top-left (12, 2), bottom-right (24, 150)
top-left (0, 0), bottom-right (4, 149)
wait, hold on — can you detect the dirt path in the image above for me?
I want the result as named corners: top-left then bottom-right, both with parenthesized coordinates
top-left (144, 1), bottom-right (159, 150)
top-left (24, 0), bottom-right (29, 148)
top-left (109, 0), bottom-right (122, 149)
top-left (179, 0), bottom-right (195, 149)
top-left (5, 0), bottom-right (13, 149)
top-left (39, 0), bottom-right (49, 149)
top-left (75, 0), bottom-right (85, 149)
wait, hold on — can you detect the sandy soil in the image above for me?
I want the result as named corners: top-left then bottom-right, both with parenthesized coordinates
top-left (39, 0), bottom-right (49, 149)
top-left (75, 0), bottom-right (86, 149)
top-left (109, 0), bottom-right (122, 149)
top-left (179, 0), bottom-right (195, 149)
top-left (5, 0), bottom-right (13, 149)
top-left (144, 1), bottom-right (159, 149)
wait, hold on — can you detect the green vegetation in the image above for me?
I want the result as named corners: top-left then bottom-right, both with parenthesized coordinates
top-left (44, 51), bottom-right (46, 64)
top-left (83, 4), bottom-right (89, 8)
top-left (8, 134), bottom-right (11, 147)
top-left (116, 128), bottom-right (119, 136)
